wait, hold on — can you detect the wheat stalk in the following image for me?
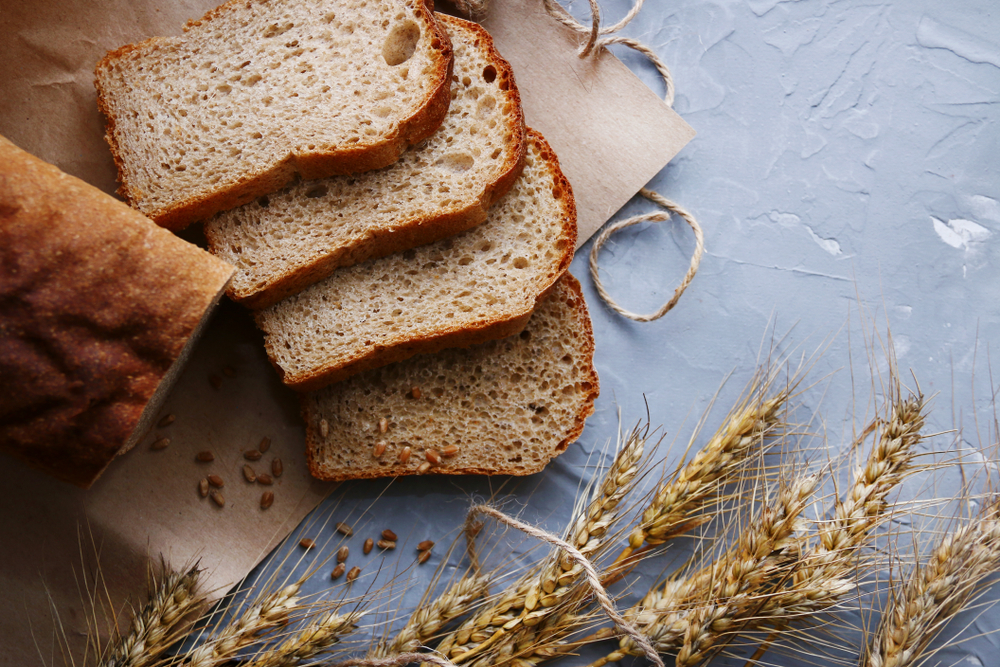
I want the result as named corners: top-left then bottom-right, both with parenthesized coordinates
top-left (104, 564), bottom-right (203, 667)
top-left (183, 582), bottom-right (303, 667)
top-left (619, 375), bottom-right (791, 561)
top-left (434, 426), bottom-right (649, 665)
top-left (245, 608), bottom-right (362, 667)
top-left (373, 574), bottom-right (490, 658)
top-left (865, 497), bottom-right (1000, 667)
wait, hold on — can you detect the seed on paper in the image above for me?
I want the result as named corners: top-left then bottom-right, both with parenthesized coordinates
top-left (336, 522), bottom-right (354, 537)
top-left (196, 451), bottom-right (214, 462)
top-left (158, 414), bottom-right (175, 428)
top-left (242, 465), bottom-right (256, 483)
top-left (363, 538), bottom-right (374, 555)
top-left (260, 491), bottom-right (274, 509)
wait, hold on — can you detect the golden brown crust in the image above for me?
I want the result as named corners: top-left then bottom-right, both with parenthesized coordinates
top-left (264, 127), bottom-right (576, 392)
top-left (0, 136), bottom-right (233, 488)
top-left (212, 14), bottom-right (527, 310)
top-left (301, 273), bottom-right (599, 481)
top-left (94, 0), bottom-right (454, 231)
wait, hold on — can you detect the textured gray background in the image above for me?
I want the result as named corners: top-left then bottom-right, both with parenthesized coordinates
top-left (245, 2), bottom-right (1000, 665)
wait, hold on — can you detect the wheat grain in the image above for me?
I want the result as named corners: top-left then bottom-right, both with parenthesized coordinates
top-left (865, 498), bottom-right (1000, 667)
top-left (104, 565), bottom-right (203, 667)
top-left (245, 609), bottom-right (362, 667)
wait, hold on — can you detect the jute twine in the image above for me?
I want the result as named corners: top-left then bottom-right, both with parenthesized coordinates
top-left (465, 504), bottom-right (666, 667)
top-left (455, 0), bottom-right (704, 322)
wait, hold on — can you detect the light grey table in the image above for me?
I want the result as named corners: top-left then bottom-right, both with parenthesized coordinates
top-left (244, 2), bottom-right (1000, 665)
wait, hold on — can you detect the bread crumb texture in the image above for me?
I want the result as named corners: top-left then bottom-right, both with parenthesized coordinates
top-left (204, 15), bottom-right (525, 308)
top-left (95, 0), bottom-right (452, 228)
top-left (302, 273), bottom-right (598, 480)
top-left (256, 128), bottom-right (576, 390)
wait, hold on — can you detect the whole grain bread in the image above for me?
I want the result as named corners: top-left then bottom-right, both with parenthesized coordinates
top-left (0, 136), bottom-right (234, 488)
top-left (204, 14), bottom-right (525, 309)
top-left (94, 0), bottom-right (453, 231)
top-left (256, 128), bottom-right (576, 391)
top-left (302, 273), bottom-right (598, 480)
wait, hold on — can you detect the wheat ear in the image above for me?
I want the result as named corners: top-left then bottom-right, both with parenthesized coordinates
top-left (435, 426), bottom-right (648, 665)
top-left (245, 608), bottom-right (362, 667)
top-left (620, 378), bottom-right (790, 561)
top-left (104, 564), bottom-right (203, 667)
top-left (373, 574), bottom-right (490, 658)
top-left (865, 497), bottom-right (1000, 667)
top-left (598, 474), bottom-right (818, 666)
top-left (769, 391), bottom-right (927, 621)
top-left (184, 582), bottom-right (302, 667)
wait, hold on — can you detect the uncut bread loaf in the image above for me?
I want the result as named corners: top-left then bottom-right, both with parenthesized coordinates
top-left (302, 273), bottom-right (598, 480)
top-left (256, 128), bottom-right (576, 391)
top-left (94, 0), bottom-right (453, 231)
top-left (0, 136), bottom-right (234, 488)
top-left (204, 15), bottom-right (525, 309)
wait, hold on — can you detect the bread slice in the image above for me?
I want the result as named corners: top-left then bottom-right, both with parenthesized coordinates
top-left (94, 0), bottom-right (453, 231)
top-left (204, 15), bottom-right (526, 309)
top-left (302, 273), bottom-right (598, 480)
top-left (256, 128), bottom-right (576, 391)
top-left (0, 136), bottom-right (234, 488)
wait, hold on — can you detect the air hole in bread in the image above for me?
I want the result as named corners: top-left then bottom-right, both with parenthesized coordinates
top-left (383, 20), bottom-right (420, 66)
top-left (306, 185), bottom-right (328, 198)
top-left (434, 153), bottom-right (474, 173)
top-left (483, 65), bottom-right (497, 83)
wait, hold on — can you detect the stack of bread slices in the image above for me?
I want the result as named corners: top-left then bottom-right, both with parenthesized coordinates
top-left (95, 0), bottom-right (599, 480)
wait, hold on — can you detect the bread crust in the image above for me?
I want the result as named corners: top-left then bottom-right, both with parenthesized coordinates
top-left (259, 128), bottom-right (577, 392)
top-left (94, 0), bottom-right (454, 231)
top-left (0, 136), bottom-right (233, 488)
top-left (301, 273), bottom-right (599, 480)
top-left (207, 15), bottom-right (527, 310)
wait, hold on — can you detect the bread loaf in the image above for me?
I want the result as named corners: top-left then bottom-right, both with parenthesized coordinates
top-left (255, 128), bottom-right (576, 391)
top-left (204, 14), bottom-right (525, 309)
top-left (0, 136), bottom-right (234, 488)
top-left (302, 273), bottom-right (598, 480)
top-left (94, 0), bottom-right (453, 230)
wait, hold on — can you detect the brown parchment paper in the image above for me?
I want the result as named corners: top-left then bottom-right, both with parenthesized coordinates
top-left (0, 1), bottom-right (693, 664)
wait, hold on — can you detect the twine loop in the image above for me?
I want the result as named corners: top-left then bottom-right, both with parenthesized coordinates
top-left (465, 504), bottom-right (665, 667)
top-left (589, 188), bottom-right (703, 322)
